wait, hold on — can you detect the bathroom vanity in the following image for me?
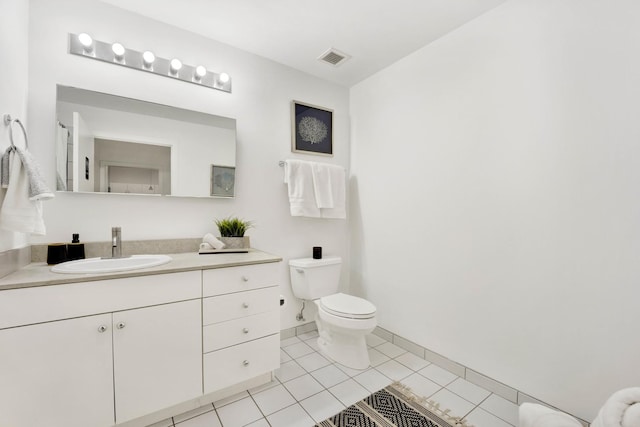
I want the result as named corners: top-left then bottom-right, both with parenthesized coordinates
top-left (0, 250), bottom-right (282, 427)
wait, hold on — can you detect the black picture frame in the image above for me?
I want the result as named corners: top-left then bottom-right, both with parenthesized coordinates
top-left (291, 101), bottom-right (333, 156)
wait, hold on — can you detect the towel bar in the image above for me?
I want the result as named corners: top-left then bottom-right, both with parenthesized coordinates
top-left (4, 116), bottom-right (29, 149)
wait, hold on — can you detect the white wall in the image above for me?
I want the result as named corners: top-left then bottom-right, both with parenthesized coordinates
top-left (0, 0), bottom-right (29, 252)
top-left (350, 0), bottom-right (640, 420)
top-left (27, 0), bottom-right (350, 329)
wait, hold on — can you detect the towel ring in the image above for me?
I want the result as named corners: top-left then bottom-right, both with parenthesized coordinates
top-left (5, 116), bottom-right (28, 149)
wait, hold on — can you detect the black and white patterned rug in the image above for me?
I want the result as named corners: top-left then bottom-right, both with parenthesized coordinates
top-left (315, 382), bottom-right (473, 427)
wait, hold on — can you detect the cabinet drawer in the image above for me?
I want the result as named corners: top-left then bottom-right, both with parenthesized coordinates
top-left (203, 263), bottom-right (278, 297)
top-left (203, 286), bottom-right (278, 325)
top-left (203, 334), bottom-right (279, 394)
top-left (203, 311), bottom-right (279, 353)
top-left (0, 271), bottom-right (201, 329)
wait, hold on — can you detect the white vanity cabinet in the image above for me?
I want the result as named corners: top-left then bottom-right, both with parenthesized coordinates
top-left (0, 270), bottom-right (202, 427)
top-left (0, 313), bottom-right (115, 427)
top-left (113, 299), bottom-right (202, 424)
top-left (202, 263), bottom-right (280, 393)
top-left (0, 255), bottom-right (282, 427)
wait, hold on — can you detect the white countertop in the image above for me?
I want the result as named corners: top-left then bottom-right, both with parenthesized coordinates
top-left (0, 249), bottom-right (282, 291)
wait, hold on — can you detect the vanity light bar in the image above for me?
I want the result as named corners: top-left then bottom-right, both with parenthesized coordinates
top-left (68, 33), bottom-right (232, 93)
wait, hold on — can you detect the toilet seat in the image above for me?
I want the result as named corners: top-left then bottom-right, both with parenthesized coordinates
top-left (319, 293), bottom-right (376, 319)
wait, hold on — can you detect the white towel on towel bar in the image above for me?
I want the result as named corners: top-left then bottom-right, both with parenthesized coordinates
top-left (284, 159), bottom-right (321, 218)
top-left (311, 162), bottom-right (345, 219)
top-left (284, 159), bottom-right (346, 219)
top-left (0, 149), bottom-right (46, 235)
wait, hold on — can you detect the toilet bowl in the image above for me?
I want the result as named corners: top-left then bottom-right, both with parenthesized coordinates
top-left (289, 257), bottom-right (377, 369)
top-left (315, 293), bottom-right (376, 369)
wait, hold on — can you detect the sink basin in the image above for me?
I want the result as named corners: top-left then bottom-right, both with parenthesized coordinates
top-left (51, 254), bottom-right (172, 274)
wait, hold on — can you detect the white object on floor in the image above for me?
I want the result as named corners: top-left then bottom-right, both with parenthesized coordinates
top-left (519, 403), bottom-right (582, 427)
top-left (592, 387), bottom-right (640, 427)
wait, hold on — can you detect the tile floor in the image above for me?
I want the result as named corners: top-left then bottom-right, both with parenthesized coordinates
top-left (150, 332), bottom-right (519, 427)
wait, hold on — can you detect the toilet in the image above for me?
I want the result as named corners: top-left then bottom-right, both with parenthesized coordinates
top-left (289, 256), bottom-right (377, 369)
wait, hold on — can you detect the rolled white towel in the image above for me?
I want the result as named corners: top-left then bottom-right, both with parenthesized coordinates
top-left (203, 233), bottom-right (225, 250)
top-left (592, 388), bottom-right (640, 427)
top-left (200, 242), bottom-right (214, 251)
top-left (519, 403), bottom-right (582, 427)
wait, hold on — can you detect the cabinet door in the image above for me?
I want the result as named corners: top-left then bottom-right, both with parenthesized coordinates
top-left (0, 314), bottom-right (114, 427)
top-left (113, 299), bottom-right (202, 423)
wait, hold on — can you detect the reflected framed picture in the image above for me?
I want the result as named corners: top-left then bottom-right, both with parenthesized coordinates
top-left (210, 165), bottom-right (235, 197)
top-left (291, 100), bottom-right (333, 156)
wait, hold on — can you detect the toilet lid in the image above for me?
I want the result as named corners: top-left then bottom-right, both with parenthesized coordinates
top-left (320, 293), bottom-right (377, 319)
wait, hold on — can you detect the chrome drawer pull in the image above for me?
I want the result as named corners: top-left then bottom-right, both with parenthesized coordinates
top-left (243, 328), bottom-right (249, 334)
top-left (97, 325), bottom-right (108, 333)
top-left (243, 360), bottom-right (250, 366)
top-left (242, 276), bottom-right (249, 282)
top-left (116, 322), bottom-right (126, 329)
top-left (242, 302), bottom-right (249, 308)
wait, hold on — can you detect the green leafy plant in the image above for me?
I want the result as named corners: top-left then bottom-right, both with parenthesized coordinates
top-left (215, 217), bottom-right (253, 237)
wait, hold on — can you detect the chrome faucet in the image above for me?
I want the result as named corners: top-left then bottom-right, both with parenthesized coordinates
top-left (112, 226), bottom-right (122, 258)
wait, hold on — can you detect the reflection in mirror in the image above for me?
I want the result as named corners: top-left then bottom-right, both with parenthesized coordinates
top-left (55, 85), bottom-right (236, 198)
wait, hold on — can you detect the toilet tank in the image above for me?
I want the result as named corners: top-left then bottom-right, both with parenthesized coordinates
top-left (289, 256), bottom-right (342, 300)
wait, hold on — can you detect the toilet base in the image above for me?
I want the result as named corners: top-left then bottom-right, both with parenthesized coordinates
top-left (316, 332), bottom-right (371, 370)
top-left (314, 305), bottom-right (376, 370)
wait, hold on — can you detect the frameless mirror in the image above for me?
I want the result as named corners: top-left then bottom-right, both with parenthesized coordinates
top-left (55, 85), bottom-right (236, 198)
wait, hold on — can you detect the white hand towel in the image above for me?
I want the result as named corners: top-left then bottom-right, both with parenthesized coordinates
top-left (314, 163), bottom-right (345, 219)
top-left (200, 242), bottom-right (214, 251)
top-left (14, 146), bottom-right (54, 201)
top-left (283, 159), bottom-right (321, 218)
top-left (203, 233), bottom-right (225, 250)
top-left (0, 150), bottom-right (46, 235)
top-left (311, 162), bottom-right (336, 208)
top-left (592, 388), bottom-right (640, 427)
top-left (1, 146), bottom-right (12, 188)
top-left (519, 403), bottom-right (582, 427)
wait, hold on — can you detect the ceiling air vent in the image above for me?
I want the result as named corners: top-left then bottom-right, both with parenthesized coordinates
top-left (318, 48), bottom-right (351, 67)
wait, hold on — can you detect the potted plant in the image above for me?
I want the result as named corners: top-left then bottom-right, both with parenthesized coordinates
top-left (215, 216), bottom-right (253, 249)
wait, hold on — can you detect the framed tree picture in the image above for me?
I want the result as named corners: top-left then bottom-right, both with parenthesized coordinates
top-left (291, 100), bottom-right (333, 156)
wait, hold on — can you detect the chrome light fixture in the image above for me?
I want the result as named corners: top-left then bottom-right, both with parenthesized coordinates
top-left (68, 33), bottom-right (232, 93)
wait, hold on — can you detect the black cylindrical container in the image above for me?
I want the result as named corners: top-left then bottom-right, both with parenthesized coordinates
top-left (313, 246), bottom-right (322, 259)
top-left (47, 244), bottom-right (68, 265)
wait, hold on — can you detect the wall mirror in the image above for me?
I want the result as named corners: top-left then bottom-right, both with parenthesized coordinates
top-left (55, 85), bottom-right (237, 198)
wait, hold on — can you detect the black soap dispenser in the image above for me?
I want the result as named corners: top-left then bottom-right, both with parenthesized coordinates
top-left (67, 233), bottom-right (86, 261)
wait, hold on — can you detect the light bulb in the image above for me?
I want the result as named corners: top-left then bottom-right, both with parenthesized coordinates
top-left (218, 72), bottom-right (230, 83)
top-left (142, 51), bottom-right (155, 68)
top-left (78, 33), bottom-right (93, 53)
top-left (194, 65), bottom-right (207, 82)
top-left (111, 43), bottom-right (125, 60)
top-left (169, 58), bottom-right (182, 75)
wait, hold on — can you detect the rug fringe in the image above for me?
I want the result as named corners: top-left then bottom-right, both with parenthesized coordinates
top-left (391, 381), bottom-right (475, 427)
